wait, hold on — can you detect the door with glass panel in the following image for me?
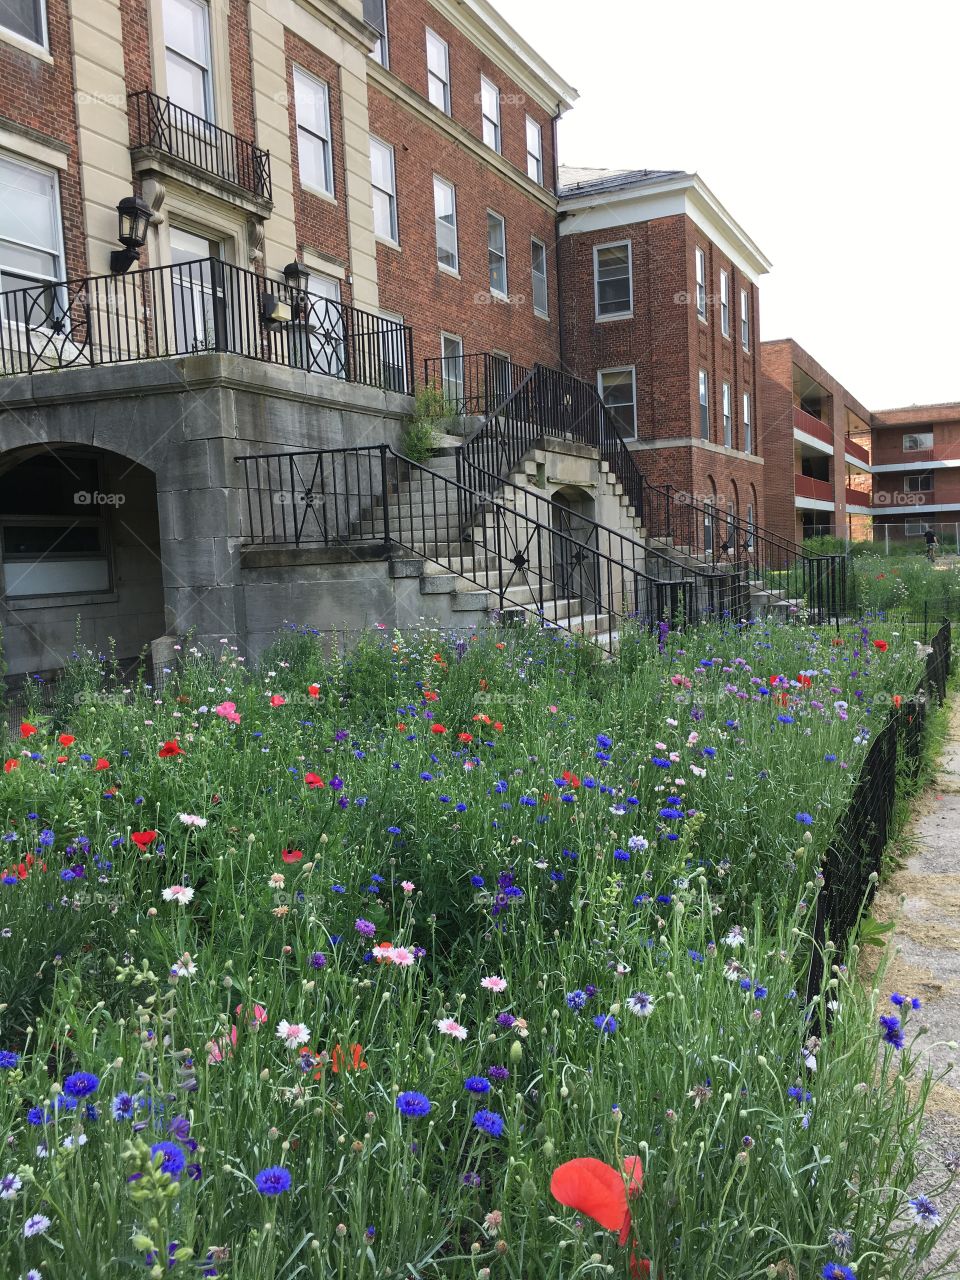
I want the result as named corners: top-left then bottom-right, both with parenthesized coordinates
top-left (301, 274), bottom-right (344, 378)
top-left (0, 154), bottom-right (70, 371)
top-left (169, 227), bottom-right (225, 355)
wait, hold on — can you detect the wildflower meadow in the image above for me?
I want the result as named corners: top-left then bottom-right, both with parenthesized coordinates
top-left (0, 619), bottom-right (955, 1279)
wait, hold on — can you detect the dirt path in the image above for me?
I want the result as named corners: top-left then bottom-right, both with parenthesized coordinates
top-left (868, 699), bottom-right (960, 1273)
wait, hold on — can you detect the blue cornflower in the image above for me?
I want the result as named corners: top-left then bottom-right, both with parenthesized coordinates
top-left (822, 1265), bottom-right (855, 1280)
top-left (420, 772), bottom-right (433, 782)
top-left (593, 1014), bottom-right (617, 1034)
top-left (473, 1109), bottom-right (505, 1138)
top-left (254, 1166), bottom-right (292, 1195)
top-left (890, 992), bottom-right (906, 1006)
top-left (64, 1071), bottom-right (100, 1098)
top-left (613, 848), bottom-right (630, 862)
top-left (464, 1076), bottom-right (491, 1095)
top-left (470, 875), bottom-right (485, 887)
top-left (911, 996), bottom-right (922, 1010)
top-left (596, 734), bottom-right (613, 750)
top-left (150, 1141), bottom-right (186, 1178)
top-left (387, 826), bottom-right (401, 835)
top-left (879, 1014), bottom-right (904, 1050)
top-left (754, 985), bottom-right (768, 1000)
top-left (550, 870), bottom-right (565, 881)
top-left (658, 808), bottom-right (683, 820)
top-left (566, 990), bottom-right (587, 1011)
top-left (795, 812), bottom-right (814, 825)
top-left (777, 714), bottom-right (794, 724)
top-left (824, 753), bottom-right (837, 762)
top-left (739, 978), bottom-right (752, 991)
top-left (651, 756), bottom-right (671, 768)
top-left (656, 894), bottom-right (672, 905)
top-left (0, 1050), bottom-right (20, 1069)
top-left (687, 950), bottom-right (704, 963)
top-left (112, 1092), bottom-right (136, 1120)
top-left (396, 1091), bottom-right (432, 1117)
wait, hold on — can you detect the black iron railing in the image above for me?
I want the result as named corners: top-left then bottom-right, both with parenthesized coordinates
top-left (459, 363), bottom-right (645, 521)
top-left (639, 479), bottom-right (847, 624)
top-left (806, 619), bottom-right (951, 1004)
top-left (0, 258), bottom-right (414, 393)
top-left (422, 352), bottom-right (529, 416)
top-left (235, 443), bottom-right (737, 651)
top-left (129, 90), bottom-right (271, 201)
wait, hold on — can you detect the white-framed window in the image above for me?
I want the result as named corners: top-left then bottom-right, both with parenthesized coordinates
top-left (169, 225), bottom-right (223, 353)
top-left (295, 271), bottom-right (343, 378)
top-left (698, 369), bottom-right (709, 440)
top-left (740, 287), bottom-right (750, 350)
top-left (695, 246), bottom-right (706, 319)
top-left (722, 380), bottom-right (732, 447)
top-left (903, 431), bottom-right (933, 452)
top-left (163, 0), bottom-right (214, 120)
top-left (745, 502), bottom-right (755, 549)
top-left (531, 237), bottom-right (548, 317)
top-left (598, 367), bottom-right (637, 439)
top-left (743, 391), bottom-right (752, 454)
top-left (426, 29), bottom-right (450, 114)
top-left (364, 0), bottom-right (388, 67)
top-left (440, 332), bottom-right (463, 407)
top-left (0, 153), bottom-right (65, 313)
top-left (593, 241), bottom-right (631, 319)
top-left (433, 176), bottom-right (458, 273)
top-left (703, 497), bottom-right (714, 554)
top-left (719, 269), bottom-right (730, 337)
top-left (905, 473), bottom-right (933, 493)
top-left (369, 137), bottom-right (397, 242)
top-left (1, 0), bottom-right (47, 49)
top-left (480, 77), bottom-right (501, 152)
top-left (905, 521), bottom-right (927, 537)
top-left (293, 68), bottom-right (333, 196)
top-left (526, 116), bottom-right (543, 184)
top-left (487, 210), bottom-right (507, 296)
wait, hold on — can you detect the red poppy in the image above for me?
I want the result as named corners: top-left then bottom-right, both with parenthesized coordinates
top-left (4, 759), bottom-right (19, 773)
top-left (304, 772), bottom-right (325, 789)
top-left (550, 1156), bottom-right (643, 1245)
top-left (892, 694), bottom-right (903, 708)
top-left (56, 756), bottom-right (68, 764)
top-left (270, 694), bottom-right (286, 707)
top-left (58, 734), bottom-right (75, 747)
top-left (423, 690), bottom-right (439, 702)
top-left (873, 639), bottom-right (888, 652)
top-left (281, 848), bottom-right (303, 863)
top-left (94, 758), bottom-right (110, 771)
top-left (458, 732), bottom-right (473, 743)
top-left (131, 830), bottom-right (158, 850)
top-left (396, 723), bottom-right (407, 733)
top-left (19, 723), bottom-right (37, 738)
top-left (431, 724), bottom-right (446, 735)
top-left (473, 713), bottom-right (491, 725)
top-left (330, 1042), bottom-right (368, 1073)
top-left (493, 722), bottom-right (504, 732)
top-left (158, 741), bottom-right (184, 758)
top-left (307, 684), bottom-right (321, 699)
top-left (797, 674), bottom-right (812, 688)
top-left (562, 770), bottom-right (581, 788)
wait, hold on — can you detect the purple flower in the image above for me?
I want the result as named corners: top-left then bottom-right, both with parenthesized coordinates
top-left (354, 919), bottom-right (377, 938)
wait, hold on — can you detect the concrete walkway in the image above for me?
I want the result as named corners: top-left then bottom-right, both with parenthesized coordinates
top-left (868, 698), bottom-right (960, 1274)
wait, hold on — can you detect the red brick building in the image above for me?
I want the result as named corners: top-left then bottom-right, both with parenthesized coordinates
top-left (871, 404), bottom-right (960, 548)
top-left (760, 339), bottom-right (873, 544)
top-left (557, 166), bottom-right (771, 536)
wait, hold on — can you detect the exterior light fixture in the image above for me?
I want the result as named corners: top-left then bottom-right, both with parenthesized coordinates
top-left (110, 194), bottom-right (152, 273)
top-left (283, 260), bottom-right (310, 295)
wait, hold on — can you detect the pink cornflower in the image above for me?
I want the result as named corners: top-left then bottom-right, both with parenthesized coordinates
top-left (386, 946), bottom-right (415, 967)
top-left (401, 881), bottom-right (415, 894)
top-left (276, 1020), bottom-right (310, 1048)
top-left (480, 976), bottom-right (507, 992)
top-left (178, 813), bottom-right (208, 828)
top-left (161, 885), bottom-right (194, 905)
top-left (436, 1017), bottom-right (468, 1040)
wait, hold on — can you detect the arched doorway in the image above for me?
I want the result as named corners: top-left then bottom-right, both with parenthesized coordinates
top-left (0, 446), bottom-right (166, 676)
top-left (551, 487), bottom-right (599, 605)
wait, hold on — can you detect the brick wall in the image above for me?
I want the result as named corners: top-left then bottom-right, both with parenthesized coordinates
top-left (758, 340), bottom-right (798, 542)
top-left (0, 0), bottom-right (86, 280)
top-left (285, 31), bottom-right (352, 298)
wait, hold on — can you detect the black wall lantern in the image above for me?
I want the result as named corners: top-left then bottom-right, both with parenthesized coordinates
top-left (110, 194), bottom-right (152, 274)
top-left (283, 260), bottom-right (310, 296)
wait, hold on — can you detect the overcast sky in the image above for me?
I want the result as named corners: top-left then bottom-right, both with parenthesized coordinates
top-left (495, 0), bottom-right (956, 411)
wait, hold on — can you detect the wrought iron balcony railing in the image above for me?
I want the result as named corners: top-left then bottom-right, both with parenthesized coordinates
top-left (129, 90), bottom-right (271, 201)
top-left (0, 257), bottom-right (414, 394)
top-left (423, 351), bottom-right (529, 416)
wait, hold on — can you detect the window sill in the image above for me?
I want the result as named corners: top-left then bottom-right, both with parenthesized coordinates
top-left (438, 264), bottom-right (460, 279)
top-left (301, 183), bottom-right (337, 205)
top-left (0, 26), bottom-right (52, 63)
top-left (3, 589), bottom-right (119, 611)
top-left (533, 308), bottom-right (550, 320)
top-left (697, 315), bottom-right (709, 326)
top-left (376, 236), bottom-right (401, 252)
top-left (595, 312), bottom-right (633, 323)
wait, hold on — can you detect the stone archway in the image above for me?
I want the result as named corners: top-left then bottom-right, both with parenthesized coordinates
top-left (0, 445), bottom-right (166, 676)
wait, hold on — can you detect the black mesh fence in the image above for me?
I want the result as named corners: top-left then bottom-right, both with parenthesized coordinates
top-left (806, 618), bottom-right (952, 1002)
